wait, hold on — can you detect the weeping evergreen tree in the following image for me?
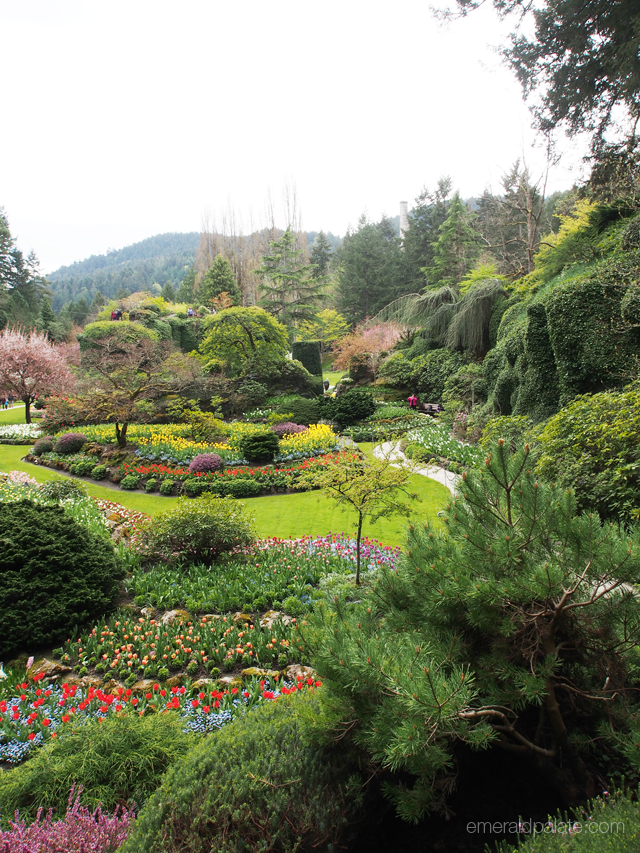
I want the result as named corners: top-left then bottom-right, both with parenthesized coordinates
top-left (373, 278), bottom-right (506, 356)
top-left (306, 442), bottom-right (640, 821)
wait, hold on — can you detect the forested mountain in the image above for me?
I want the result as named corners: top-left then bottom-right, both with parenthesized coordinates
top-left (46, 232), bottom-right (201, 311)
top-left (45, 230), bottom-right (344, 314)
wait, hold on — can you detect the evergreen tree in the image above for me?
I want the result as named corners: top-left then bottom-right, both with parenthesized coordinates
top-left (307, 442), bottom-right (640, 820)
top-left (0, 207), bottom-right (47, 330)
top-left (310, 231), bottom-right (334, 278)
top-left (425, 192), bottom-right (480, 289)
top-left (199, 255), bottom-right (241, 307)
top-left (177, 266), bottom-right (197, 304)
top-left (337, 215), bottom-right (410, 325)
top-left (37, 297), bottom-right (57, 340)
top-left (255, 228), bottom-right (322, 331)
top-left (161, 281), bottom-right (176, 303)
top-left (401, 178), bottom-right (453, 290)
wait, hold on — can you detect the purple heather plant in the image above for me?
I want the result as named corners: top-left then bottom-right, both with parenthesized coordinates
top-left (187, 453), bottom-right (224, 474)
top-left (270, 422), bottom-right (308, 438)
top-left (0, 786), bottom-right (133, 852)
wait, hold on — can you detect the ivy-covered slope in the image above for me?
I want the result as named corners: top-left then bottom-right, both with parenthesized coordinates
top-left (482, 210), bottom-right (640, 422)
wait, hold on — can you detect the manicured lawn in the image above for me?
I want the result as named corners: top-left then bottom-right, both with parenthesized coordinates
top-left (0, 404), bottom-right (27, 425)
top-left (0, 441), bottom-right (449, 546)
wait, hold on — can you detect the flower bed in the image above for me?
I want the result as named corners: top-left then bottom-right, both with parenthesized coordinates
top-left (0, 670), bottom-right (320, 765)
top-left (73, 422), bottom-right (339, 465)
top-left (0, 423), bottom-right (42, 444)
top-left (128, 534), bottom-right (400, 612)
top-left (405, 423), bottom-right (484, 467)
top-left (121, 451), bottom-right (359, 495)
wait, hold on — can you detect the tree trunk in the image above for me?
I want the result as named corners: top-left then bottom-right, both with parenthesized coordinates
top-left (541, 630), bottom-right (595, 798)
top-left (356, 514), bottom-right (363, 585)
top-left (115, 422), bottom-right (128, 449)
top-left (23, 396), bottom-right (31, 424)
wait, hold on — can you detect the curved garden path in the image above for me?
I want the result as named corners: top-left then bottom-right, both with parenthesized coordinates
top-left (372, 440), bottom-right (459, 495)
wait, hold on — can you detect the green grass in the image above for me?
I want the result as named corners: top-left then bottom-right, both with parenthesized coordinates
top-left (0, 441), bottom-right (449, 546)
top-left (323, 370), bottom-right (346, 388)
top-left (0, 404), bottom-right (27, 425)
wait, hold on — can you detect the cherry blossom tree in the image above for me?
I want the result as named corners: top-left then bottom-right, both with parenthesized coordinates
top-left (0, 327), bottom-right (76, 423)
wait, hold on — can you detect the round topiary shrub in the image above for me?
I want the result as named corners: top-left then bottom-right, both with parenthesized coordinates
top-left (0, 500), bottom-right (123, 659)
top-left (53, 433), bottom-right (88, 455)
top-left (91, 464), bottom-right (107, 480)
top-left (120, 474), bottom-right (140, 490)
top-left (238, 431), bottom-right (280, 464)
top-left (40, 478), bottom-right (88, 502)
top-left (188, 453), bottom-right (224, 474)
top-left (145, 478), bottom-right (158, 492)
top-left (326, 387), bottom-right (376, 427)
top-left (270, 422), bottom-right (308, 438)
top-left (32, 437), bottom-right (54, 457)
top-left (159, 479), bottom-right (175, 496)
top-left (136, 493), bottom-right (255, 566)
top-left (118, 693), bottom-right (361, 853)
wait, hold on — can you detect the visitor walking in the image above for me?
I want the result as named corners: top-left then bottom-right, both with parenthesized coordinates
top-left (407, 394), bottom-right (418, 410)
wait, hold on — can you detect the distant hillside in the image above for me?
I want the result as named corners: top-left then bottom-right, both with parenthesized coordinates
top-left (47, 232), bottom-right (201, 311)
top-left (47, 230), bottom-right (343, 312)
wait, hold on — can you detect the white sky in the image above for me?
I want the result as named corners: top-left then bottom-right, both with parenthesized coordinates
top-left (1, 0), bottom-right (589, 273)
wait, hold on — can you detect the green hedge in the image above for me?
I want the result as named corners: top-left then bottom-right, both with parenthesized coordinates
top-left (292, 340), bottom-right (322, 376)
top-left (546, 252), bottom-right (640, 403)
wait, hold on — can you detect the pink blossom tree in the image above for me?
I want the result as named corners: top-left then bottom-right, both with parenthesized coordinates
top-left (0, 327), bottom-right (76, 423)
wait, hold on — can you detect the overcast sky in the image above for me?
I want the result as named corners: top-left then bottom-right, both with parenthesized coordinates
top-left (2, 0), bottom-right (588, 273)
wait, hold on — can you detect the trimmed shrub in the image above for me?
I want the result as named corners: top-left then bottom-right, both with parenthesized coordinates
top-left (0, 500), bottom-right (123, 658)
top-left (545, 252), bottom-right (640, 402)
top-left (222, 479), bottom-right (261, 498)
top-left (239, 431), bottom-right (280, 464)
top-left (188, 453), bottom-right (224, 474)
top-left (32, 437), bottom-right (54, 457)
top-left (292, 340), bottom-right (322, 376)
top-left (136, 493), bottom-right (256, 565)
top-left (182, 478), bottom-right (207, 497)
top-left (53, 432), bottom-right (88, 455)
top-left (69, 458), bottom-right (96, 476)
top-left (39, 478), bottom-right (88, 503)
top-left (278, 397), bottom-right (321, 426)
top-left (145, 478), bottom-right (158, 492)
top-left (0, 713), bottom-right (190, 825)
top-left (621, 214), bottom-right (640, 251)
top-left (119, 693), bottom-right (362, 853)
top-left (322, 387), bottom-right (376, 427)
top-left (91, 464), bottom-right (107, 480)
top-left (270, 421), bottom-right (307, 438)
top-left (119, 474), bottom-right (140, 490)
top-left (533, 389), bottom-right (640, 522)
top-left (159, 479), bottom-right (176, 496)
